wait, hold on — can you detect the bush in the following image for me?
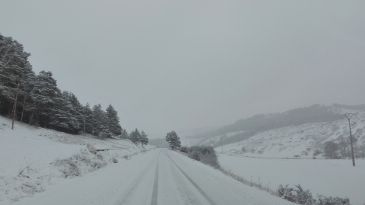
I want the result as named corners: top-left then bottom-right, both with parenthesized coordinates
top-left (278, 185), bottom-right (350, 205)
top-left (317, 196), bottom-right (350, 205)
top-left (180, 146), bottom-right (189, 153)
top-left (186, 146), bottom-right (220, 168)
top-left (323, 141), bottom-right (339, 159)
top-left (278, 185), bottom-right (314, 205)
top-left (313, 150), bottom-right (322, 159)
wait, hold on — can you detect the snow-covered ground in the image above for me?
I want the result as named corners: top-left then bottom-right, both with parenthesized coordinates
top-left (217, 111), bottom-right (365, 158)
top-left (218, 154), bottom-right (365, 205)
top-left (0, 116), bottom-right (145, 204)
top-left (13, 149), bottom-right (294, 205)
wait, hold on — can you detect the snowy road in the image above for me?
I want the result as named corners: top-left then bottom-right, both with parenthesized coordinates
top-left (15, 149), bottom-right (293, 205)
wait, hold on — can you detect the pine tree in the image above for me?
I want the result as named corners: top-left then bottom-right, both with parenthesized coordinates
top-left (92, 104), bottom-right (111, 138)
top-left (19, 63), bottom-right (36, 122)
top-left (140, 131), bottom-right (149, 146)
top-left (0, 34), bottom-right (30, 126)
top-left (82, 103), bottom-right (94, 134)
top-left (60, 91), bottom-right (84, 133)
top-left (166, 131), bottom-right (181, 150)
top-left (120, 129), bottom-right (129, 139)
top-left (106, 105), bottom-right (122, 136)
top-left (130, 129), bottom-right (141, 144)
top-left (0, 34), bottom-right (136, 139)
top-left (30, 71), bottom-right (60, 127)
top-left (48, 93), bottom-right (80, 133)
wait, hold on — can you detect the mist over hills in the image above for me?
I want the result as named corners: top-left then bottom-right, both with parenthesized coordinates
top-left (186, 104), bottom-right (365, 147)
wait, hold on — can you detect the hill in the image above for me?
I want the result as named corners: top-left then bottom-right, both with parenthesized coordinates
top-left (187, 104), bottom-right (365, 158)
top-left (0, 116), bottom-right (144, 204)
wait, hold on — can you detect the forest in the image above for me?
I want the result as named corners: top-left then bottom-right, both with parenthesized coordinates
top-left (0, 33), bottom-right (147, 142)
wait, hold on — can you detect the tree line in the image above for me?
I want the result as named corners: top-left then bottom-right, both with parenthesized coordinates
top-left (0, 34), bottom-right (148, 142)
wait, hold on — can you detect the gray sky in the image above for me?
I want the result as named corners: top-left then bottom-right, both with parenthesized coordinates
top-left (1, 0), bottom-right (365, 138)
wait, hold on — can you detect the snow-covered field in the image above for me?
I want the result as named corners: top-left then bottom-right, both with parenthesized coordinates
top-left (218, 154), bottom-right (365, 205)
top-left (0, 116), bottom-right (145, 204)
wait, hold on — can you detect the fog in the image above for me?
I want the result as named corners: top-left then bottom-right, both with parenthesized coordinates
top-left (1, 0), bottom-right (365, 137)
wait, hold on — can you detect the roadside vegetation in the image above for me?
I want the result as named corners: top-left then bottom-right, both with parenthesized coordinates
top-left (278, 185), bottom-right (350, 205)
top-left (181, 146), bottom-right (220, 168)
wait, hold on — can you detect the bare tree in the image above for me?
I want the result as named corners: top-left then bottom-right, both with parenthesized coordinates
top-left (344, 113), bottom-right (356, 167)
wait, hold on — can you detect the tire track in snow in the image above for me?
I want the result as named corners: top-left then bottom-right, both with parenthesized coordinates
top-left (166, 152), bottom-right (218, 205)
top-left (115, 152), bottom-right (159, 205)
top-left (165, 154), bottom-right (203, 205)
top-left (150, 160), bottom-right (159, 205)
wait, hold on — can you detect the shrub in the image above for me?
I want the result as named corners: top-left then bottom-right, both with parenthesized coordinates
top-left (278, 185), bottom-right (314, 204)
top-left (278, 185), bottom-right (350, 205)
top-left (317, 196), bottom-right (350, 205)
top-left (186, 146), bottom-right (220, 168)
top-left (323, 141), bottom-right (339, 159)
top-left (180, 146), bottom-right (189, 153)
top-left (313, 150), bottom-right (322, 158)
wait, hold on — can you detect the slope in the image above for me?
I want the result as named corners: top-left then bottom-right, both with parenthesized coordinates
top-left (0, 116), bottom-right (143, 204)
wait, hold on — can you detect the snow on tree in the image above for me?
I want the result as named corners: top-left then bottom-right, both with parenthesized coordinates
top-left (106, 105), bottom-right (122, 136)
top-left (166, 131), bottom-right (181, 150)
top-left (0, 33), bottom-right (130, 139)
top-left (120, 128), bottom-right (129, 139)
top-left (81, 103), bottom-right (94, 134)
top-left (140, 131), bottom-right (149, 146)
top-left (0, 34), bottom-right (30, 125)
top-left (129, 129), bottom-right (141, 144)
top-left (30, 71), bottom-right (60, 127)
top-left (92, 104), bottom-right (111, 139)
top-left (19, 63), bottom-right (36, 122)
top-left (48, 93), bottom-right (81, 133)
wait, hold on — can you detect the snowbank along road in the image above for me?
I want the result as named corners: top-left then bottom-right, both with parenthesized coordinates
top-left (15, 149), bottom-right (293, 205)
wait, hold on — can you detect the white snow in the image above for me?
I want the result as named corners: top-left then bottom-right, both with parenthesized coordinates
top-left (13, 149), bottom-right (295, 205)
top-left (217, 112), bottom-right (365, 158)
top-left (0, 116), bottom-right (144, 204)
top-left (219, 154), bottom-right (365, 205)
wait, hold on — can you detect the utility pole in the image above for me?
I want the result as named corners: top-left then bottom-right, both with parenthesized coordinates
top-left (345, 113), bottom-right (356, 167)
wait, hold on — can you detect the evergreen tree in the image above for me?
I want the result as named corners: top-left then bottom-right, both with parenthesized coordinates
top-left (166, 131), bottom-right (181, 150)
top-left (92, 104), bottom-right (111, 138)
top-left (140, 131), bottom-right (149, 146)
top-left (48, 92), bottom-right (80, 133)
top-left (60, 91), bottom-right (84, 133)
top-left (19, 63), bottom-right (36, 122)
top-left (82, 103), bottom-right (94, 134)
top-left (0, 34), bottom-right (30, 120)
top-left (106, 105), bottom-right (122, 136)
top-left (30, 71), bottom-right (60, 127)
top-left (120, 128), bottom-right (129, 139)
top-left (0, 34), bottom-right (130, 139)
top-left (130, 129), bottom-right (141, 144)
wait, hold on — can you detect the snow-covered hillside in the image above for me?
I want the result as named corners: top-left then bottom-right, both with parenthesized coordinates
top-left (191, 104), bottom-right (348, 147)
top-left (216, 106), bottom-right (365, 159)
top-left (0, 116), bottom-right (145, 204)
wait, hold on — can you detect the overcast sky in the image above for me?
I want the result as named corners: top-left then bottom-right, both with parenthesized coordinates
top-left (1, 0), bottom-right (365, 138)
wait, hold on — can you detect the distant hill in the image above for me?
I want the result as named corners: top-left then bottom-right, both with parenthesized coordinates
top-left (187, 104), bottom-right (365, 148)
